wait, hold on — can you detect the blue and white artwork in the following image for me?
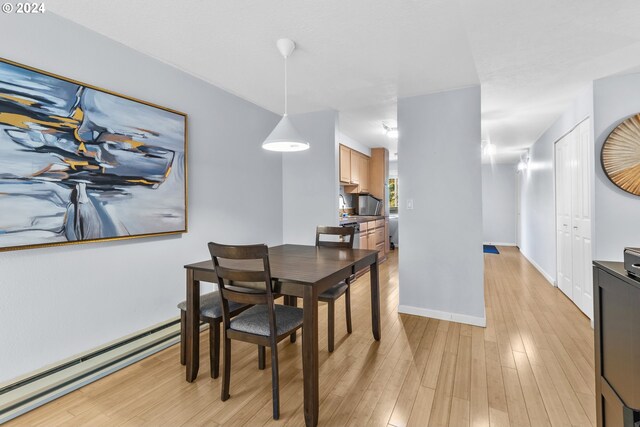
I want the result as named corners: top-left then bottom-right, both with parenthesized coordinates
top-left (0, 58), bottom-right (187, 251)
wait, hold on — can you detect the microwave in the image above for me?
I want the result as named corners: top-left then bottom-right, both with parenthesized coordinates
top-left (357, 194), bottom-right (382, 216)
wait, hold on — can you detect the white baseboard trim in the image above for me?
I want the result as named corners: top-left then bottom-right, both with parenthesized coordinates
top-left (519, 250), bottom-right (556, 287)
top-left (398, 305), bottom-right (486, 327)
top-left (483, 242), bottom-right (517, 247)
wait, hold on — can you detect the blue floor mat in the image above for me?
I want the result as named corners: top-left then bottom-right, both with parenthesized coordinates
top-left (483, 245), bottom-right (500, 254)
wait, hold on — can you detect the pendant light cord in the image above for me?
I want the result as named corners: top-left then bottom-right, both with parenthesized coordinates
top-left (284, 56), bottom-right (288, 115)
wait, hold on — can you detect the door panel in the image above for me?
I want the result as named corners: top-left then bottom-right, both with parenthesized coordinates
top-left (556, 136), bottom-right (573, 299)
top-left (576, 120), bottom-right (593, 318)
top-left (555, 119), bottom-right (593, 320)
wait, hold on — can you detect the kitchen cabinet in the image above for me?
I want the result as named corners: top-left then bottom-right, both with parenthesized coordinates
top-left (363, 219), bottom-right (387, 261)
top-left (370, 148), bottom-right (389, 203)
top-left (339, 145), bottom-right (351, 183)
top-left (359, 222), bottom-right (368, 249)
top-left (367, 221), bottom-right (376, 250)
top-left (359, 233), bottom-right (367, 249)
top-left (359, 155), bottom-right (369, 193)
top-left (338, 145), bottom-right (386, 200)
top-left (350, 151), bottom-right (360, 185)
top-left (338, 144), bottom-right (371, 192)
top-left (384, 219), bottom-right (389, 253)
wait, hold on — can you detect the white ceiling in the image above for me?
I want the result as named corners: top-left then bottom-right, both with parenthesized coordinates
top-left (49, 0), bottom-right (640, 164)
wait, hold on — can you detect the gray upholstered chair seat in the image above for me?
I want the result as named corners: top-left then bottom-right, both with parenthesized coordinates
top-left (319, 281), bottom-right (348, 300)
top-left (177, 292), bottom-right (246, 319)
top-left (230, 304), bottom-right (303, 336)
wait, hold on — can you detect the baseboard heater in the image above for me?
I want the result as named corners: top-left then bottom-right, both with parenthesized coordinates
top-left (0, 318), bottom-right (206, 424)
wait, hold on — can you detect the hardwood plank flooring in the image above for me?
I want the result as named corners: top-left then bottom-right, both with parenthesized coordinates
top-left (7, 247), bottom-right (595, 426)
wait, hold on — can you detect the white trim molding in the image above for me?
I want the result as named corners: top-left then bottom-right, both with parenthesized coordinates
top-left (483, 242), bottom-right (517, 247)
top-left (520, 250), bottom-right (556, 287)
top-left (398, 305), bottom-right (486, 327)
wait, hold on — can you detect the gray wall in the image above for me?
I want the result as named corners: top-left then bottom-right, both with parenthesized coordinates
top-left (518, 85), bottom-right (593, 283)
top-left (397, 86), bottom-right (485, 326)
top-left (594, 73), bottom-right (640, 261)
top-left (482, 163), bottom-right (517, 245)
top-left (283, 110), bottom-right (339, 244)
top-left (0, 13), bottom-right (283, 383)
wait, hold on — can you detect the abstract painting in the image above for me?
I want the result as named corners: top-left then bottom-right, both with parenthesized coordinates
top-left (0, 58), bottom-right (187, 251)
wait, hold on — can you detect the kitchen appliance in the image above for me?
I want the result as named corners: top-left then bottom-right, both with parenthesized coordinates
top-left (356, 194), bottom-right (382, 216)
top-left (624, 247), bottom-right (640, 279)
top-left (340, 221), bottom-right (360, 249)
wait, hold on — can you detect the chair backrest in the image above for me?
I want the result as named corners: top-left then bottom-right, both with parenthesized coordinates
top-left (208, 242), bottom-right (276, 332)
top-left (315, 226), bottom-right (355, 248)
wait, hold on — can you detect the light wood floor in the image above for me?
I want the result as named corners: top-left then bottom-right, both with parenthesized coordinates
top-left (8, 247), bottom-right (596, 426)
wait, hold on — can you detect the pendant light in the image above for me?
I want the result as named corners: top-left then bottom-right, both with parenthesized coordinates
top-left (262, 38), bottom-right (310, 152)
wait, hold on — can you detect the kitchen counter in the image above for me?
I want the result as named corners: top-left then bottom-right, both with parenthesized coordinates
top-left (339, 215), bottom-right (386, 225)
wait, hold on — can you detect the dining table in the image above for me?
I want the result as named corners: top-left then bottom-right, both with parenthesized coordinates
top-left (183, 244), bottom-right (381, 427)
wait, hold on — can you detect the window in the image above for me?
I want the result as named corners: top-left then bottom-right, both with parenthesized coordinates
top-left (389, 177), bottom-right (398, 213)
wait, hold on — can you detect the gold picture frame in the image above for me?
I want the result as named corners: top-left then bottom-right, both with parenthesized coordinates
top-left (0, 57), bottom-right (188, 252)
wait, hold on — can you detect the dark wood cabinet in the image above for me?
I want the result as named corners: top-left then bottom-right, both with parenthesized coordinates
top-left (593, 261), bottom-right (640, 426)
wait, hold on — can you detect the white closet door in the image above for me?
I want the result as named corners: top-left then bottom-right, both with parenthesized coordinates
top-left (573, 120), bottom-right (593, 318)
top-left (555, 134), bottom-right (573, 299)
top-left (554, 119), bottom-right (593, 320)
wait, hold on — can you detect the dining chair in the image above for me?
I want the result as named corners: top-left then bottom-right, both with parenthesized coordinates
top-left (208, 242), bottom-right (304, 420)
top-left (176, 292), bottom-right (248, 378)
top-left (316, 225), bottom-right (356, 352)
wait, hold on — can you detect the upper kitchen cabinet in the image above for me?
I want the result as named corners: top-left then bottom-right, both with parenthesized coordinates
top-left (350, 150), bottom-right (360, 185)
top-left (359, 154), bottom-right (369, 193)
top-left (339, 145), bottom-right (351, 184)
top-left (338, 144), bottom-right (385, 197)
top-left (339, 144), bottom-right (370, 192)
top-left (369, 147), bottom-right (389, 202)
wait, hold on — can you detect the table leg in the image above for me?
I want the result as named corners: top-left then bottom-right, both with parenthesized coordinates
top-left (185, 269), bottom-right (200, 382)
top-left (302, 286), bottom-right (319, 427)
top-left (370, 258), bottom-right (381, 341)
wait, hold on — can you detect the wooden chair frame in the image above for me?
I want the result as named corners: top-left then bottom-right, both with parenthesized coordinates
top-left (209, 242), bottom-right (303, 420)
top-left (282, 226), bottom-right (357, 350)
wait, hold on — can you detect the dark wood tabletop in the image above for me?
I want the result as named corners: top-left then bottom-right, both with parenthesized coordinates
top-left (185, 244), bottom-right (378, 285)
top-left (183, 244), bottom-right (381, 427)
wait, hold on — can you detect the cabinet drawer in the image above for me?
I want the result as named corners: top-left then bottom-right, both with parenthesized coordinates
top-left (368, 221), bottom-right (376, 230)
top-left (359, 222), bottom-right (368, 232)
top-left (375, 219), bottom-right (384, 228)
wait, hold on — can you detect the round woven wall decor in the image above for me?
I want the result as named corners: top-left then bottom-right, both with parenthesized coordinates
top-left (602, 113), bottom-right (640, 196)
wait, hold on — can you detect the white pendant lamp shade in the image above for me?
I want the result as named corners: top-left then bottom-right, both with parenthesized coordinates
top-left (262, 38), bottom-right (310, 152)
top-left (262, 114), bottom-right (309, 152)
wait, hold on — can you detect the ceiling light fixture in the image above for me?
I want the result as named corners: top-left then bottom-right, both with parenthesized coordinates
top-left (262, 39), bottom-right (309, 152)
top-left (482, 140), bottom-right (497, 157)
top-left (517, 150), bottom-right (530, 171)
top-left (383, 123), bottom-right (398, 139)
